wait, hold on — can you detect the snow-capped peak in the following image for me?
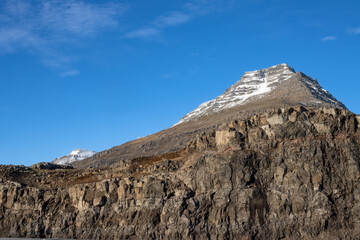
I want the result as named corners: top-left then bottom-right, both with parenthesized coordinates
top-left (70, 149), bottom-right (91, 155)
top-left (174, 63), bottom-right (345, 126)
top-left (52, 149), bottom-right (97, 165)
top-left (174, 64), bottom-right (296, 125)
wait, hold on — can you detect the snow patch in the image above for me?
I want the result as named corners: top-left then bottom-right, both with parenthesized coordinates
top-left (52, 149), bottom-right (97, 165)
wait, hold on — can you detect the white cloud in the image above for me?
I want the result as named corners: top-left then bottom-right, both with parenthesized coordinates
top-left (124, 0), bottom-right (226, 40)
top-left (0, 28), bottom-right (43, 53)
top-left (125, 28), bottom-right (161, 39)
top-left (153, 11), bottom-right (192, 27)
top-left (4, 0), bottom-right (31, 16)
top-left (184, 1), bottom-right (214, 15)
top-left (60, 70), bottom-right (80, 77)
top-left (0, 0), bottom-right (127, 67)
top-left (349, 27), bottom-right (360, 35)
top-left (125, 11), bottom-right (192, 40)
top-left (184, 0), bottom-right (234, 15)
top-left (321, 36), bottom-right (337, 41)
top-left (41, 1), bottom-right (123, 35)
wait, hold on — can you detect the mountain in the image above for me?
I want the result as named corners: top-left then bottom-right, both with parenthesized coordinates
top-left (52, 149), bottom-right (96, 165)
top-left (176, 63), bottom-right (345, 125)
top-left (2, 64), bottom-right (360, 239)
top-left (72, 63), bottom-right (346, 169)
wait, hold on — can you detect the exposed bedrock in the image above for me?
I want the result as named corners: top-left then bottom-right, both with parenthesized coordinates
top-left (1, 107), bottom-right (360, 239)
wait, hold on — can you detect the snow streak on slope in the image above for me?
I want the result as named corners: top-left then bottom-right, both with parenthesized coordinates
top-left (175, 63), bottom-right (295, 125)
top-left (299, 74), bottom-right (341, 106)
top-left (52, 149), bottom-right (97, 165)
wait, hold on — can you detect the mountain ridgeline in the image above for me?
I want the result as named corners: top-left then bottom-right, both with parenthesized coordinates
top-left (175, 63), bottom-right (345, 125)
top-left (1, 64), bottom-right (360, 239)
top-left (73, 63), bottom-right (346, 169)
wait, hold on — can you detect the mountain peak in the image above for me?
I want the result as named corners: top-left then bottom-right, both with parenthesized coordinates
top-left (243, 63), bottom-right (295, 77)
top-left (70, 149), bottom-right (90, 155)
top-left (52, 149), bottom-right (97, 165)
top-left (175, 64), bottom-right (345, 125)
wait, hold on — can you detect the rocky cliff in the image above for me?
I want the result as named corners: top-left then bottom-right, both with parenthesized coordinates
top-left (1, 107), bottom-right (360, 239)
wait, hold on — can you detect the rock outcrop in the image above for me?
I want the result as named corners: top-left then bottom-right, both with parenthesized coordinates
top-left (1, 107), bottom-right (360, 239)
top-left (31, 162), bottom-right (74, 170)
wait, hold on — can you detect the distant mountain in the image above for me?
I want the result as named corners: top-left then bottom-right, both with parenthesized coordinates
top-left (52, 149), bottom-right (96, 165)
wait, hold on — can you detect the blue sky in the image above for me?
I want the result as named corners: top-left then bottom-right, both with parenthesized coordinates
top-left (1, 0), bottom-right (360, 165)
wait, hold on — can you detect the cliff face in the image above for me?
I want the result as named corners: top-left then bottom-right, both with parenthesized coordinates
top-left (1, 107), bottom-right (360, 239)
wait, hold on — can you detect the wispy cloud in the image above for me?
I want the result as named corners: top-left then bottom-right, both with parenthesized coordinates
top-left (184, 0), bottom-right (218, 15)
top-left (125, 11), bottom-right (192, 39)
top-left (0, 0), bottom-right (127, 68)
top-left (0, 28), bottom-right (43, 53)
top-left (41, 1), bottom-right (123, 36)
top-left (321, 36), bottom-right (337, 41)
top-left (153, 11), bottom-right (192, 28)
top-left (348, 27), bottom-right (360, 35)
top-left (184, 0), bottom-right (235, 15)
top-left (125, 27), bottom-right (161, 39)
top-left (160, 73), bottom-right (178, 79)
top-left (60, 70), bottom-right (80, 77)
top-left (125, 0), bottom-right (229, 40)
